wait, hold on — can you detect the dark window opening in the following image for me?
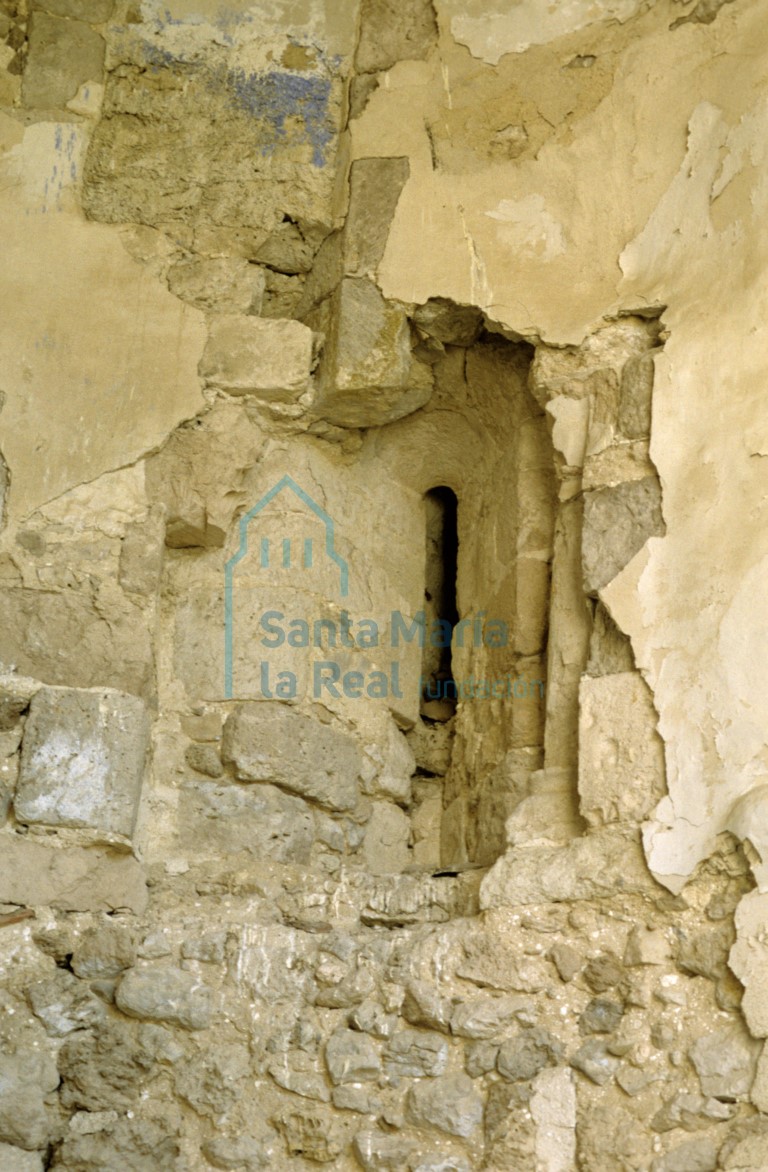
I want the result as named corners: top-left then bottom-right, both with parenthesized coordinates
top-left (421, 486), bottom-right (459, 721)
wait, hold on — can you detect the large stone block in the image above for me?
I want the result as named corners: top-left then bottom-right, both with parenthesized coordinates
top-left (0, 836), bottom-right (147, 913)
top-left (82, 49), bottom-right (342, 236)
top-left (313, 278), bottom-right (432, 427)
top-left (362, 801), bottom-right (411, 874)
top-left (344, 157), bottom-right (410, 277)
top-left (578, 671), bottom-right (667, 827)
top-left (0, 589), bottom-right (153, 698)
top-left (582, 476), bottom-right (664, 593)
top-left (22, 12), bottom-right (104, 109)
top-left (222, 702), bottom-right (361, 811)
top-left (355, 0), bottom-right (438, 73)
top-left (199, 316), bottom-right (313, 399)
top-left (480, 829), bottom-right (656, 908)
top-left (618, 351), bottom-right (655, 439)
top-left (15, 687), bottom-right (150, 839)
top-left (177, 780), bottom-right (314, 863)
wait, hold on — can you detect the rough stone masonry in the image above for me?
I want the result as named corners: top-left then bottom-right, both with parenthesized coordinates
top-left (1, 0), bottom-right (768, 1168)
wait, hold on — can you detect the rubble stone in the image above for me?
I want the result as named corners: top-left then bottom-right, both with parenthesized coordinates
top-left (115, 968), bottom-right (212, 1031)
top-left (406, 1073), bottom-right (483, 1138)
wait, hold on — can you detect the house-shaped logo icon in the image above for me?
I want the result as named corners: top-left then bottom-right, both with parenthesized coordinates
top-left (224, 475), bottom-right (349, 697)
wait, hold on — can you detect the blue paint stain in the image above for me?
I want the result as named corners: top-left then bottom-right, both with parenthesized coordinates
top-left (225, 68), bottom-right (333, 167)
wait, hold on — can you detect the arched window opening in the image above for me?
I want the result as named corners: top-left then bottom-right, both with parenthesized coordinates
top-left (421, 486), bottom-right (459, 721)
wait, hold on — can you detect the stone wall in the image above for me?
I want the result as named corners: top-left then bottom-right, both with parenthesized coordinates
top-left (1, 0), bottom-right (768, 1168)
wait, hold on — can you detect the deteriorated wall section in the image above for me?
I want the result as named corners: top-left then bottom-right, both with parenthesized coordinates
top-left (1, 0), bottom-right (768, 1169)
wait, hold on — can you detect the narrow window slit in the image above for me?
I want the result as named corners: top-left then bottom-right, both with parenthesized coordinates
top-left (422, 486), bottom-right (459, 721)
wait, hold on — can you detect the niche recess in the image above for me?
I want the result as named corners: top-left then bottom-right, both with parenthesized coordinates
top-left (387, 307), bottom-right (665, 872)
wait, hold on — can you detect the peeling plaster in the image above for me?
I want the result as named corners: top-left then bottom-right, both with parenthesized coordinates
top-left (442, 0), bottom-right (644, 64)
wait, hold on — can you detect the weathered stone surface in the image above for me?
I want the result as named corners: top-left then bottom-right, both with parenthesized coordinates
top-left (651, 1092), bottom-right (735, 1133)
top-left (497, 1029), bottom-right (561, 1082)
top-left (0, 1053), bottom-right (58, 1150)
top-left (184, 743), bottom-right (223, 778)
top-left (345, 157), bottom-right (410, 278)
top-left (412, 299), bottom-right (484, 350)
top-left (406, 1073), bottom-right (483, 1138)
top-left (15, 686), bottom-right (149, 839)
top-left (362, 721), bottom-right (415, 804)
top-left (718, 1118), bottom-right (768, 1169)
top-left (464, 1040), bottom-right (498, 1078)
top-left (314, 962), bottom-right (375, 1010)
top-left (549, 942), bottom-right (583, 982)
top-left (450, 994), bottom-right (526, 1039)
top-left (116, 968), bottom-right (212, 1031)
top-left (624, 926), bottom-right (671, 966)
top-left (618, 351), bottom-right (655, 439)
top-left (730, 891), bottom-right (768, 1036)
top-left (481, 830), bottom-right (654, 907)
top-left (222, 703), bottom-right (361, 812)
top-left (253, 220), bottom-right (327, 274)
top-left (578, 671), bottom-right (667, 827)
top-left (383, 1028), bottom-right (448, 1077)
top-left (53, 1114), bottom-right (181, 1168)
top-left (569, 1039), bottom-right (619, 1085)
top-left (651, 1137), bottom-right (717, 1172)
top-left (0, 673), bottom-right (39, 731)
top-left (0, 1143), bottom-right (43, 1172)
top-left (325, 1028), bottom-right (381, 1085)
top-left (355, 0), bottom-right (437, 72)
top-left (582, 476), bottom-right (664, 593)
top-left (678, 922), bottom-right (733, 981)
top-left (314, 278), bottom-right (432, 427)
top-left (578, 998), bottom-right (624, 1035)
top-left (352, 1129), bottom-right (417, 1171)
top-left (181, 931), bottom-right (227, 964)
top-left (27, 971), bottom-right (105, 1037)
top-left (202, 1135), bottom-right (268, 1169)
top-left (176, 1044), bottom-right (250, 1116)
top-left (688, 1023), bottom-right (759, 1099)
top-left (0, 589), bottom-right (153, 698)
top-left (583, 952), bottom-right (623, 992)
top-left (71, 919), bottom-right (137, 980)
top-left (178, 779), bottom-right (315, 862)
top-left (83, 43), bottom-right (342, 236)
top-left (530, 1067), bottom-right (577, 1172)
top-left (362, 801), bottom-right (411, 874)
top-left (577, 1103), bottom-right (652, 1171)
top-left (200, 316), bottom-right (313, 399)
top-left (36, 0), bottom-right (113, 18)
top-left (168, 257), bottom-right (265, 314)
top-left (0, 836), bottom-right (148, 913)
top-left (268, 1053), bottom-right (331, 1103)
top-left (274, 1107), bottom-right (343, 1164)
top-left (402, 980), bottom-right (453, 1032)
top-left (118, 512), bottom-right (165, 597)
top-left (22, 11), bottom-right (104, 109)
top-left (348, 1001), bottom-right (397, 1038)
